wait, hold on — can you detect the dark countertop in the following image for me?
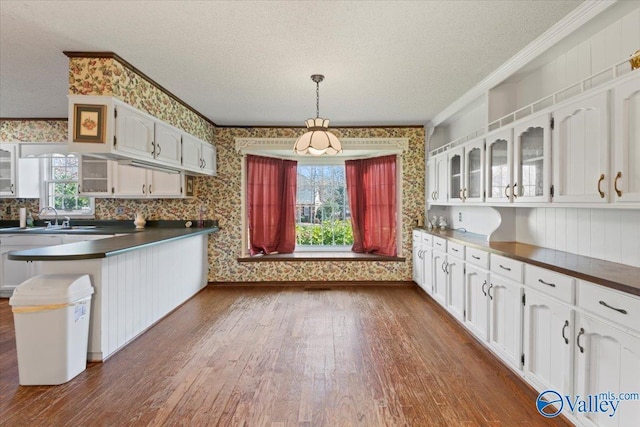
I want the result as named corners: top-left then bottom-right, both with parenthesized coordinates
top-left (418, 228), bottom-right (640, 297)
top-left (7, 227), bottom-right (218, 261)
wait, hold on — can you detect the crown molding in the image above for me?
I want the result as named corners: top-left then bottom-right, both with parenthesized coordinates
top-left (429, 0), bottom-right (616, 128)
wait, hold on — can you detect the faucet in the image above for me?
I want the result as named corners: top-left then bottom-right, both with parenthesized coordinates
top-left (39, 206), bottom-right (59, 228)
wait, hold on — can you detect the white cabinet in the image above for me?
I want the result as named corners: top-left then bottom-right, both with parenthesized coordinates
top-left (154, 122), bottom-right (182, 167)
top-left (523, 290), bottom-right (574, 398)
top-left (612, 74), bottom-right (640, 204)
top-left (448, 147), bottom-right (464, 203)
top-left (114, 102), bottom-right (155, 159)
top-left (552, 90), bottom-right (610, 203)
top-left (448, 139), bottom-right (485, 203)
top-left (0, 144), bottom-right (40, 198)
top-left (0, 234), bottom-right (64, 297)
top-left (573, 313), bottom-right (640, 427)
top-left (412, 230), bottom-right (434, 295)
top-left (513, 114), bottom-right (552, 203)
top-left (446, 242), bottom-right (465, 322)
top-left (432, 244), bottom-right (448, 307)
top-left (79, 155), bottom-right (111, 196)
top-left (421, 245), bottom-right (434, 296)
top-left (113, 164), bottom-right (184, 198)
top-left (427, 154), bottom-right (448, 203)
top-left (485, 128), bottom-right (514, 203)
top-left (465, 263), bottom-right (490, 342)
top-left (182, 134), bottom-right (217, 176)
top-left (412, 230), bottom-right (423, 286)
top-left (488, 273), bottom-right (523, 370)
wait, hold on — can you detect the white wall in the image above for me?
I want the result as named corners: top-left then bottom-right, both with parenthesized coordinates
top-left (515, 207), bottom-right (640, 268)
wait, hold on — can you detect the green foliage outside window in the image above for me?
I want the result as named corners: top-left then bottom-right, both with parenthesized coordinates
top-left (295, 220), bottom-right (354, 246)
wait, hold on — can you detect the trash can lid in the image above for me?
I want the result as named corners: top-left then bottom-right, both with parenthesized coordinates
top-left (9, 274), bottom-right (94, 306)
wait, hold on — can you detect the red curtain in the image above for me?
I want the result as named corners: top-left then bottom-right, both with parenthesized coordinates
top-left (247, 155), bottom-right (297, 255)
top-left (345, 155), bottom-right (397, 256)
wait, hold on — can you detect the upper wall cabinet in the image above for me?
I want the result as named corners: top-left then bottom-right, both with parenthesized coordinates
top-left (68, 95), bottom-right (216, 176)
top-left (427, 155), bottom-right (448, 203)
top-left (447, 137), bottom-right (485, 204)
top-left (552, 90), bottom-right (610, 203)
top-left (513, 114), bottom-right (552, 203)
top-left (485, 128), bottom-right (514, 204)
top-left (0, 144), bottom-right (40, 199)
top-left (182, 134), bottom-right (216, 176)
top-left (612, 73), bottom-right (640, 204)
top-left (0, 145), bottom-right (16, 197)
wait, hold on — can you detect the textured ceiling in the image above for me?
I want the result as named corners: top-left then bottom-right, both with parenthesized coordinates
top-left (0, 0), bottom-right (583, 126)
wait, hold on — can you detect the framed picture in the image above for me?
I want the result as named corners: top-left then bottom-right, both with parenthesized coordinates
top-left (73, 104), bottom-right (107, 143)
top-left (185, 175), bottom-right (195, 197)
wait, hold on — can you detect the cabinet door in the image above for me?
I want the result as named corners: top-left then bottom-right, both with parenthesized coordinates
top-left (448, 147), bottom-right (464, 203)
top-left (182, 134), bottom-right (202, 172)
top-left (465, 264), bottom-right (489, 342)
top-left (514, 114), bottom-right (551, 203)
top-left (422, 246), bottom-right (433, 295)
top-left (154, 122), bottom-right (182, 167)
top-left (79, 155), bottom-right (111, 196)
top-left (447, 256), bottom-right (465, 322)
top-left (613, 74), bottom-right (640, 204)
top-left (465, 140), bottom-right (484, 202)
top-left (432, 250), bottom-right (447, 307)
top-left (574, 313), bottom-right (640, 427)
top-left (435, 155), bottom-right (448, 202)
top-left (489, 275), bottom-right (523, 369)
top-left (113, 163), bottom-right (148, 197)
top-left (427, 158), bottom-right (437, 203)
top-left (523, 290), bottom-right (573, 398)
top-left (115, 103), bottom-right (154, 159)
top-left (485, 128), bottom-right (513, 203)
top-left (0, 144), bottom-right (16, 197)
top-left (412, 234), bottom-right (423, 286)
top-left (553, 91), bottom-right (610, 203)
top-left (200, 143), bottom-right (216, 176)
top-left (148, 171), bottom-right (183, 197)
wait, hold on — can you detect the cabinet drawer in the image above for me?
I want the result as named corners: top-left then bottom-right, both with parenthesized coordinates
top-left (421, 233), bottom-right (433, 247)
top-left (466, 247), bottom-right (489, 269)
top-left (490, 254), bottom-right (523, 283)
top-left (412, 230), bottom-right (422, 244)
top-left (524, 264), bottom-right (574, 304)
top-left (447, 241), bottom-right (464, 258)
top-left (577, 280), bottom-right (640, 334)
top-left (433, 237), bottom-right (447, 251)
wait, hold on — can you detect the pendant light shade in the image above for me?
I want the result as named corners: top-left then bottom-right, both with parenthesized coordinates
top-left (294, 75), bottom-right (342, 156)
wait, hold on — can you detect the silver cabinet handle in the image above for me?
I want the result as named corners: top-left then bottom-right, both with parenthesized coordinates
top-left (156, 143), bottom-right (162, 156)
top-left (599, 300), bottom-right (627, 315)
top-left (472, 255), bottom-right (480, 260)
top-left (488, 283), bottom-right (494, 300)
top-left (481, 280), bottom-right (487, 296)
top-left (451, 248), bottom-right (458, 252)
top-left (499, 264), bottom-right (511, 271)
top-left (142, 184), bottom-right (146, 194)
top-left (562, 320), bottom-right (569, 344)
top-left (151, 141), bottom-right (156, 156)
top-left (538, 278), bottom-right (556, 288)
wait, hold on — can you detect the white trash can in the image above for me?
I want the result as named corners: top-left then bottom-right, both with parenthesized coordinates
top-left (9, 274), bottom-right (94, 386)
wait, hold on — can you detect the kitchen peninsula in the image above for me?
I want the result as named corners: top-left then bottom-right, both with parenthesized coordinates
top-left (7, 226), bottom-right (217, 361)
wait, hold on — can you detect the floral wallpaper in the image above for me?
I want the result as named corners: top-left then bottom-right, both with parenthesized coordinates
top-left (3, 55), bottom-right (426, 283)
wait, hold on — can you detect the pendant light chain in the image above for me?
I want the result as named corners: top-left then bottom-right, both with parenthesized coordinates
top-left (316, 80), bottom-right (320, 119)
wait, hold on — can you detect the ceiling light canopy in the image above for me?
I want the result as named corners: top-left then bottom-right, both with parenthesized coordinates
top-left (294, 74), bottom-right (342, 156)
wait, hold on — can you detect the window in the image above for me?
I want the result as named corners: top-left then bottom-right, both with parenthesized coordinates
top-left (41, 154), bottom-right (94, 217)
top-left (296, 164), bottom-right (353, 250)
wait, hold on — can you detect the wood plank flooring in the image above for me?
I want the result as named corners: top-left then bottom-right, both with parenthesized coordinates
top-left (0, 285), bottom-right (570, 426)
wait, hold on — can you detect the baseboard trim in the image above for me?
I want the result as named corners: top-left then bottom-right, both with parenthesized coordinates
top-left (207, 280), bottom-right (415, 288)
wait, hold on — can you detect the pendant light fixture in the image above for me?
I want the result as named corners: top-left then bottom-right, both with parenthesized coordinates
top-left (293, 74), bottom-right (342, 156)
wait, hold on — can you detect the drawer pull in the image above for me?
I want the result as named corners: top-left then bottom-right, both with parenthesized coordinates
top-left (472, 255), bottom-right (480, 260)
top-left (599, 300), bottom-right (627, 315)
top-left (451, 248), bottom-right (458, 252)
top-left (538, 278), bottom-right (556, 288)
top-left (562, 320), bottom-right (569, 345)
top-left (576, 328), bottom-right (585, 353)
top-left (499, 264), bottom-right (511, 271)
top-left (481, 280), bottom-right (487, 297)
top-left (436, 242), bottom-right (442, 247)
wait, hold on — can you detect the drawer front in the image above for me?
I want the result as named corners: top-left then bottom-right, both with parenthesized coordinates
top-left (466, 247), bottom-right (489, 269)
top-left (447, 241), bottom-right (465, 258)
top-left (577, 280), bottom-right (640, 333)
top-left (412, 230), bottom-right (422, 244)
top-left (421, 233), bottom-right (433, 247)
top-left (524, 264), bottom-right (574, 304)
top-left (490, 254), bottom-right (523, 283)
top-left (433, 237), bottom-right (447, 251)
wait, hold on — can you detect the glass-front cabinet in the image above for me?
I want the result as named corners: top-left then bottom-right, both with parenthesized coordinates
top-left (0, 144), bottom-right (16, 196)
top-left (79, 155), bottom-right (111, 196)
top-left (464, 139), bottom-right (484, 202)
top-left (513, 114), bottom-right (551, 203)
top-left (448, 148), bottom-right (464, 203)
top-left (486, 128), bottom-right (513, 203)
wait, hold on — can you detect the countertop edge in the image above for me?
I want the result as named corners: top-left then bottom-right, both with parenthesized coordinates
top-left (7, 227), bottom-right (218, 261)
top-left (418, 228), bottom-right (640, 297)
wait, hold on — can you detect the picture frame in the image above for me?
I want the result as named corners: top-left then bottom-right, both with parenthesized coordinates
top-left (73, 104), bottom-right (107, 143)
top-left (185, 175), bottom-right (195, 197)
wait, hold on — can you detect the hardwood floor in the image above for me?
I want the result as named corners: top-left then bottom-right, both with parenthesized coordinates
top-left (0, 285), bottom-right (570, 426)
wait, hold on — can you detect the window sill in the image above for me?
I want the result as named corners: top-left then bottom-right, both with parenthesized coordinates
top-left (237, 252), bottom-right (405, 262)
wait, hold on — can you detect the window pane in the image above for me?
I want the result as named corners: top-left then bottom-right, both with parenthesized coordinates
top-left (43, 154), bottom-right (93, 215)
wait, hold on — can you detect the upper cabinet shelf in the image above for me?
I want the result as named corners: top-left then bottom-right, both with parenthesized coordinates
top-left (67, 95), bottom-right (216, 177)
